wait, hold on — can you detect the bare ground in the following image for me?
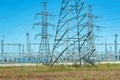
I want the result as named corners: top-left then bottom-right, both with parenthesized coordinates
top-left (0, 70), bottom-right (120, 80)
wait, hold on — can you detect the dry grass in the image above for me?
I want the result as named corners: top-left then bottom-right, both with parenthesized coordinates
top-left (0, 64), bottom-right (120, 80)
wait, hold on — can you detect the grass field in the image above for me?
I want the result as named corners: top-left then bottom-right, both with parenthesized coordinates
top-left (0, 64), bottom-right (120, 80)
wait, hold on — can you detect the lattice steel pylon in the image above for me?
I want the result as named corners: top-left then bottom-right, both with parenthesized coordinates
top-left (33, 1), bottom-right (54, 63)
top-left (86, 5), bottom-right (97, 61)
top-left (51, 0), bottom-right (96, 66)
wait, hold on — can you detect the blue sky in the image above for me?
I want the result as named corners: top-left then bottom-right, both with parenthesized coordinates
top-left (0, 0), bottom-right (60, 43)
top-left (0, 0), bottom-right (120, 44)
top-left (87, 0), bottom-right (120, 43)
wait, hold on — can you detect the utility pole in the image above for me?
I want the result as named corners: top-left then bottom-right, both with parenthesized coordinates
top-left (118, 49), bottom-right (120, 61)
top-left (1, 36), bottom-right (4, 61)
top-left (18, 44), bottom-right (21, 61)
top-left (114, 34), bottom-right (117, 60)
top-left (26, 33), bottom-right (32, 62)
top-left (22, 44), bottom-right (24, 62)
top-left (105, 43), bottom-right (108, 61)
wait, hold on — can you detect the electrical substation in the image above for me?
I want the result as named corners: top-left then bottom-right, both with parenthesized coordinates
top-left (0, 0), bottom-right (120, 66)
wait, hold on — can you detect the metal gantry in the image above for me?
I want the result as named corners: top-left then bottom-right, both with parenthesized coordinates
top-left (96, 34), bottom-right (120, 61)
top-left (0, 39), bottom-right (24, 63)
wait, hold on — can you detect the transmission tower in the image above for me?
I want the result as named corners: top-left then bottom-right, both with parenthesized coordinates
top-left (33, 1), bottom-right (54, 63)
top-left (51, 0), bottom-right (96, 66)
top-left (87, 5), bottom-right (97, 61)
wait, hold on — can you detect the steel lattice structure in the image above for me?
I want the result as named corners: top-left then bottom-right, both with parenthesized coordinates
top-left (33, 1), bottom-right (54, 63)
top-left (51, 0), bottom-right (96, 66)
top-left (1, 0), bottom-right (120, 65)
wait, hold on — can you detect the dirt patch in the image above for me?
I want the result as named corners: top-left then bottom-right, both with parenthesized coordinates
top-left (0, 71), bottom-right (120, 80)
top-left (25, 71), bottom-right (120, 80)
top-left (27, 72), bottom-right (68, 80)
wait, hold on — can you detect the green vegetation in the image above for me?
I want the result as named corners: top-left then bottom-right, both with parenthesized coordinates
top-left (0, 64), bottom-right (120, 80)
top-left (0, 64), bottom-right (120, 73)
